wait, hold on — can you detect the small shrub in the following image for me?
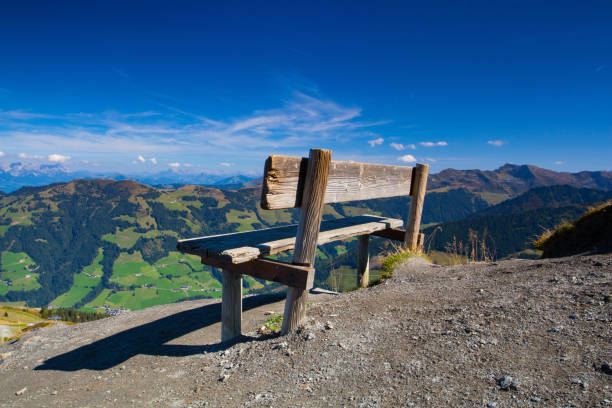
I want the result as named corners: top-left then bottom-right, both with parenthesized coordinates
top-left (378, 244), bottom-right (431, 283)
top-left (263, 313), bottom-right (283, 333)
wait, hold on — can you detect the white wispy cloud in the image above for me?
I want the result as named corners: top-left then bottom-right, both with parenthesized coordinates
top-left (0, 151), bottom-right (4, 157)
top-left (0, 92), bottom-right (386, 165)
top-left (554, 161), bottom-right (566, 165)
top-left (48, 154), bottom-right (70, 163)
top-left (137, 155), bottom-right (146, 163)
top-left (390, 142), bottom-right (416, 151)
top-left (220, 162), bottom-right (234, 167)
top-left (368, 137), bottom-right (384, 147)
top-left (168, 162), bottom-right (180, 168)
top-left (425, 157), bottom-right (437, 162)
top-left (18, 153), bottom-right (44, 159)
top-left (150, 157), bottom-right (157, 165)
top-left (420, 141), bottom-right (447, 147)
top-left (487, 140), bottom-right (505, 146)
top-left (398, 154), bottom-right (417, 163)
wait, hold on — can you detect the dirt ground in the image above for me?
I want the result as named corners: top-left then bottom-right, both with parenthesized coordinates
top-left (0, 255), bottom-right (610, 407)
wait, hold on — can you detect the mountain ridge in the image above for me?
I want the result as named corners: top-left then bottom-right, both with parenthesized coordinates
top-left (1, 162), bottom-right (610, 196)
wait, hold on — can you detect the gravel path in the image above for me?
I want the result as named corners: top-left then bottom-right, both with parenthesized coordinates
top-left (1, 255), bottom-right (611, 407)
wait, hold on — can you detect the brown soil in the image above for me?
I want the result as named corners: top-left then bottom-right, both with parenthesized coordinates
top-left (1, 255), bottom-right (611, 407)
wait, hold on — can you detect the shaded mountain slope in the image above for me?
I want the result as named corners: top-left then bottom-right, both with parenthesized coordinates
top-left (536, 202), bottom-right (612, 258)
top-left (424, 186), bottom-right (612, 258)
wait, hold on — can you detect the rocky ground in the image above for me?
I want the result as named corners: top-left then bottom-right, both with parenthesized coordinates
top-left (1, 255), bottom-right (611, 407)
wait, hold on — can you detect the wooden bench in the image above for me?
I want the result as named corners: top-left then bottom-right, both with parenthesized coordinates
top-left (177, 149), bottom-right (429, 341)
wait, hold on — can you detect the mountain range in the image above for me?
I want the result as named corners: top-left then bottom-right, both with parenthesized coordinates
top-left (0, 163), bottom-right (611, 310)
top-left (0, 162), bottom-right (257, 193)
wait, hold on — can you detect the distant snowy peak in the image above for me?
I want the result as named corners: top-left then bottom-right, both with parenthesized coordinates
top-left (0, 162), bottom-right (258, 192)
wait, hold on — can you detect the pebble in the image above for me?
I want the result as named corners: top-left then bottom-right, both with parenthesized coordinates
top-left (324, 321), bottom-right (334, 330)
top-left (548, 326), bottom-right (563, 333)
top-left (305, 332), bottom-right (316, 341)
top-left (15, 387), bottom-right (27, 396)
top-left (601, 362), bottom-right (612, 375)
top-left (486, 402), bottom-right (497, 408)
top-left (498, 375), bottom-right (517, 390)
top-left (51, 391), bottom-right (58, 395)
top-left (219, 374), bottom-right (231, 382)
top-left (530, 396), bottom-right (541, 402)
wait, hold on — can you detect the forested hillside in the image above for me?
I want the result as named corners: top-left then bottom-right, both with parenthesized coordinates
top-left (0, 179), bottom-right (490, 308)
top-left (424, 186), bottom-right (612, 259)
top-left (1, 172), bottom-right (611, 310)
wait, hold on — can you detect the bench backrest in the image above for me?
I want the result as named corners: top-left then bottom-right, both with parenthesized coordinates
top-left (261, 155), bottom-right (417, 210)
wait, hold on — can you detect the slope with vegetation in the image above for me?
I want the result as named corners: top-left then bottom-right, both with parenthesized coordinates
top-left (1, 163), bottom-right (611, 310)
top-left (423, 186), bottom-right (612, 259)
top-left (0, 177), bottom-right (505, 307)
top-left (535, 202), bottom-right (612, 258)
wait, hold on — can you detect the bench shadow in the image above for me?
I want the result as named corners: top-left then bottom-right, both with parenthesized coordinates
top-left (34, 293), bottom-right (286, 372)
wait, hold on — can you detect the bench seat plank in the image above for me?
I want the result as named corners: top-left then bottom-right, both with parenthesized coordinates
top-left (177, 214), bottom-right (403, 264)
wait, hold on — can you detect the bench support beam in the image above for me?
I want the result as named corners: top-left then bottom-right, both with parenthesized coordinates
top-left (221, 269), bottom-right (242, 342)
top-left (202, 257), bottom-right (314, 290)
top-left (282, 148), bottom-right (331, 335)
top-left (405, 163), bottom-right (429, 251)
top-left (357, 235), bottom-right (370, 288)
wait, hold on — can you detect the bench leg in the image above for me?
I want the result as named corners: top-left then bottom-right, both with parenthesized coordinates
top-left (357, 235), bottom-right (370, 288)
top-left (281, 287), bottom-right (308, 335)
top-left (221, 269), bottom-right (242, 342)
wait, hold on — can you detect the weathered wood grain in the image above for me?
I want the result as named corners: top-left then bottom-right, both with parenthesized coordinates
top-left (261, 155), bottom-right (414, 210)
top-left (221, 269), bottom-right (241, 342)
top-left (177, 215), bottom-right (403, 264)
top-left (405, 163), bottom-right (429, 251)
top-left (202, 257), bottom-right (314, 290)
top-left (357, 235), bottom-right (370, 288)
top-left (282, 149), bottom-right (331, 335)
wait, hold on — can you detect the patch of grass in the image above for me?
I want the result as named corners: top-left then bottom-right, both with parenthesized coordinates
top-left (263, 313), bottom-right (283, 333)
top-left (0, 306), bottom-right (41, 324)
top-left (256, 207), bottom-right (294, 226)
top-left (533, 222), bottom-right (573, 250)
top-left (380, 245), bottom-right (431, 282)
top-left (102, 227), bottom-right (172, 249)
top-left (334, 245), bottom-right (347, 256)
top-left (226, 209), bottom-right (259, 231)
top-left (475, 191), bottom-right (510, 205)
top-left (426, 250), bottom-right (467, 266)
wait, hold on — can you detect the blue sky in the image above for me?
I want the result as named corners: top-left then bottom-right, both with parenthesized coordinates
top-left (0, 1), bottom-right (611, 175)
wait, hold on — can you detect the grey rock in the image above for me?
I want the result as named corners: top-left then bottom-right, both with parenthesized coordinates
top-left (498, 375), bottom-right (517, 390)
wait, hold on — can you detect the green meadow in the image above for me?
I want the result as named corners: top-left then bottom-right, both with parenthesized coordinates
top-left (51, 248), bottom-right (104, 307)
top-left (0, 251), bottom-right (41, 295)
